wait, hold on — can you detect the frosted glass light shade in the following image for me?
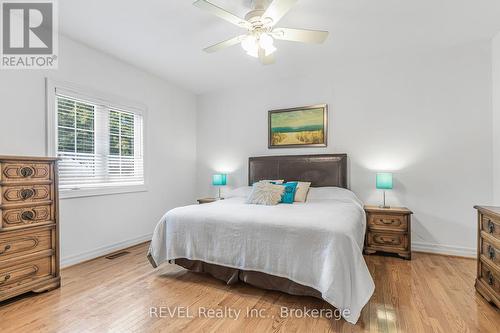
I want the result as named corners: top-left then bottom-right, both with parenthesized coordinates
top-left (241, 35), bottom-right (258, 57)
top-left (241, 33), bottom-right (276, 58)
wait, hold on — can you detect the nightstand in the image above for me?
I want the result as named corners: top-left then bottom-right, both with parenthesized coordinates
top-left (364, 205), bottom-right (413, 260)
top-left (197, 197), bottom-right (218, 204)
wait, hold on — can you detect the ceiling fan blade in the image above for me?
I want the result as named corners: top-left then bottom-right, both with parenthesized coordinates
top-left (258, 48), bottom-right (275, 65)
top-left (193, 0), bottom-right (251, 29)
top-left (203, 35), bottom-right (245, 53)
top-left (262, 0), bottom-right (298, 26)
top-left (272, 28), bottom-right (329, 44)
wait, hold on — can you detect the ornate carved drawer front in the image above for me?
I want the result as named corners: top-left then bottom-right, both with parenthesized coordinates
top-left (1, 163), bottom-right (51, 183)
top-left (0, 227), bottom-right (52, 261)
top-left (1, 205), bottom-right (53, 230)
top-left (367, 231), bottom-right (407, 250)
top-left (368, 214), bottom-right (407, 231)
top-left (481, 238), bottom-right (500, 266)
top-left (0, 256), bottom-right (53, 292)
top-left (1, 184), bottom-right (51, 205)
top-left (479, 261), bottom-right (500, 294)
top-left (482, 215), bottom-right (500, 240)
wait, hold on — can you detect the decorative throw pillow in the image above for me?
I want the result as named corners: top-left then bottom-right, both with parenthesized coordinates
top-left (293, 181), bottom-right (312, 202)
top-left (246, 182), bottom-right (285, 205)
top-left (278, 182), bottom-right (298, 204)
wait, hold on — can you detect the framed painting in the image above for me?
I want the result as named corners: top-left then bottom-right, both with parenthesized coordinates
top-left (268, 104), bottom-right (328, 148)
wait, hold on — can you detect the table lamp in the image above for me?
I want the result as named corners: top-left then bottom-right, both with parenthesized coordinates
top-left (212, 174), bottom-right (227, 199)
top-left (376, 172), bottom-right (393, 208)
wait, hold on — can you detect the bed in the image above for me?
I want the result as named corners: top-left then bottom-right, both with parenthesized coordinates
top-left (147, 154), bottom-right (374, 324)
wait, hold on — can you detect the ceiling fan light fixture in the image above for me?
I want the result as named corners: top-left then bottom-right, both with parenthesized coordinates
top-left (242, 33), bottom-right (276, 58)
top-left (260, 33), bottom-right (277, 56)
top-left (241, 35), bottom-right (259, 57)
top-left (259, 33), bottom-right (274, 49)
top-left (195, 0), bottom-right (329, 64)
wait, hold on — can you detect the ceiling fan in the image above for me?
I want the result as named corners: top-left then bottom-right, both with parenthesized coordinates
top-left (194, 0), bottom-right (329, 65)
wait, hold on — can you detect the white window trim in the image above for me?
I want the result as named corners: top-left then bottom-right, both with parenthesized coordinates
top-left (46, 78), bottom-right (149, 199)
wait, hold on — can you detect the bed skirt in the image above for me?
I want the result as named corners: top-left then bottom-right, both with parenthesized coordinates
top-left (171, 258), bottom-right (323, 299)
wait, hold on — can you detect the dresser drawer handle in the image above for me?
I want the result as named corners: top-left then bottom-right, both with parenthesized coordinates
top-left (380, 219), bottom-right (396, 224)
top-left (0, 274), bottom-right (11, 284)
top-left (487, 271), bottom-right (495, 286)
top-left (20, 167), bottom-right (34, 177)
top-left (0, 244), bottom-right (11, 255)
top-left (21, 210), bottom-right (35, 221)
top-left (487, 220), bottom-right (495, 234)
top-left (379, 236), bottom-right (396, 244)
top-left (488, 245), bottom-right (496, 260)
top-left (20, 188), bottom-right (35, 200)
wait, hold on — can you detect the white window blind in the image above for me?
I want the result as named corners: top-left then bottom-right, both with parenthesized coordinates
top-left (55, 91), bottom-right (144, 192)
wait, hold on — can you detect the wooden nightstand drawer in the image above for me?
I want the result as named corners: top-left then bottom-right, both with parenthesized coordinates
top-left (368, 214), bottom-right (407, 231)
top-left (364, 205), bottom-right (412, 260)
top-left (367, 231), bottom-right (407, 250)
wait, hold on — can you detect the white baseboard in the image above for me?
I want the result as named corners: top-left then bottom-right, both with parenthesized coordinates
top-left (60, 233), bottom-right (152, 268)
top-left (412, 241), bottom-right (476, 258)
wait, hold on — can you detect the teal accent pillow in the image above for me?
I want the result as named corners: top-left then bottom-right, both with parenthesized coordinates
top-left (278, 182), bottom-right (298, 204)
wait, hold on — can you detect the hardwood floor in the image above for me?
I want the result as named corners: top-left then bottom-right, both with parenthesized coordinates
top-left (1, 242), bottom-right (498, 333)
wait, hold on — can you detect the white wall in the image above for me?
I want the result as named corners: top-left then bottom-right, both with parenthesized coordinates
top-left (493, 33), bottom-right (500, 205)
top-left (0, 35), bottom-right (493, 263)
top-left (0, 36), bottom-right (197, 266)
top-left (196, 41), bottom-right (493, 257)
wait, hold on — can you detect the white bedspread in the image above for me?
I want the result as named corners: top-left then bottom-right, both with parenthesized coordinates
top-left (148, 187), bottom-right (374, 324)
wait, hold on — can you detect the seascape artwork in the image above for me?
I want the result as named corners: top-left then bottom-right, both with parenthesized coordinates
top-left (269, 105), bottom-right (327, 148)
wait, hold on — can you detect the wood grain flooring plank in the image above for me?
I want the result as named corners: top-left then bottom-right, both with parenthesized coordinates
top-left (0, 243), bottom-right (499, 333)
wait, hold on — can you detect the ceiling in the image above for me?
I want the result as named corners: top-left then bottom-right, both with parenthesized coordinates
top-left (60, 0), bottom-right (500, 94)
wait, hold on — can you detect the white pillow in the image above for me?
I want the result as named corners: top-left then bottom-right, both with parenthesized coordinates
top-left (258, 179), bottom-right (284, 184)
top-left (246, 182), bottom-right (285, 205)
top-left (226, 186), bottom-right (253, 198)
top-left (307, 187), bottom-right (363, 207)
top-left (307, 187), bottom-right (344, 200)
top-left (292, 181), bottom-right (312, 202)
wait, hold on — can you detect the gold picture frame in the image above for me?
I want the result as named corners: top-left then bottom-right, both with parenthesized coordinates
top-left (268, 104), bottom-right (328, 148)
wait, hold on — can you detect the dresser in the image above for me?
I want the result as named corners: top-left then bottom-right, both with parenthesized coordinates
top-left (364, 206), bottom-right (413, 260)
top-left (0, 156), bottom-right (60, 302)
top-left (474, 206), bottom-right (500, 307)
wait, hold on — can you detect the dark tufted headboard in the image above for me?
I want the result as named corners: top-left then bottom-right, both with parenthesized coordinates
top-left (248, 154), bottom-right (348, 188)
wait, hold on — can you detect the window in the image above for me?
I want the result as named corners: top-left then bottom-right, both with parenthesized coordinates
top-left (47, 81), bottom-right (145, 198)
